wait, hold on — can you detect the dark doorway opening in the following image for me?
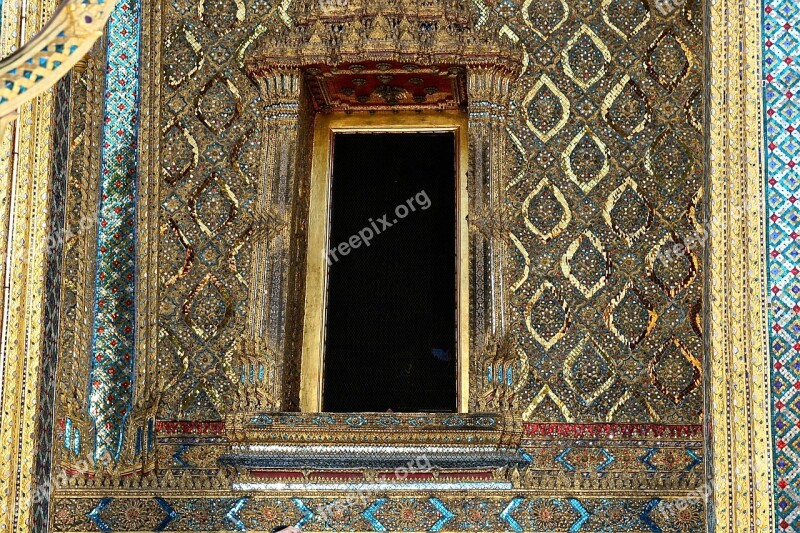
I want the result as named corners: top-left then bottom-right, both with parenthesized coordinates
top-left (322, 132), bottom-right (458, 413)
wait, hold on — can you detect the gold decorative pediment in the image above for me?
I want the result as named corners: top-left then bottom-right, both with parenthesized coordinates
top-left (242, 0), bottom-right (522, 112)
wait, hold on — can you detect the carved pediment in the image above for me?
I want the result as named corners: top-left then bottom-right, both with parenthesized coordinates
top-left (243, 0), bottom-right (521, 111)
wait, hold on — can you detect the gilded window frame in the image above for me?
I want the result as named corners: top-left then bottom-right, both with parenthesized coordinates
top-left (300, 110), bottom-right (471, 413)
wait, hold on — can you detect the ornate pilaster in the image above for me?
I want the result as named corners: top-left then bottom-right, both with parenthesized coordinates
top-left (54, 45), bottom-right (105, 474)
top-left (466, 66), bottom-right (516, 410)
top-left (0, 86), bottom-right (55, 533)
top-left (707, 0), bottom-right (774, 529)
top-left (131, 0), bottom-right (162, 465)
top-left (0, 0), bottom-right (116, 525)
top-left (86, 0), bottom-right (143, 463)
top-left (239, 68), bottom-right (306, 411)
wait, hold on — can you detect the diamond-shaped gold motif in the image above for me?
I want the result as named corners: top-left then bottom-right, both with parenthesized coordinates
top-left (509, 233), bottom-right (531, 293)
top-left (607, 389), bottom-right (660, 422)
top-left (522, 0), bottom-right (569, 40)
top-left (604, 281), bottom-right (658, 349)
top-left (231, 127), bottom-right (264, 188)
top-left (601, 0), bottom-right (651, 41)
top-left (523, 74), bottom-right (571, 143)
top-left (601, 75), bottom-right (652, 138)
top-left (563, 337), bottom-right (617, 406)
top-left (183, 273), bottom-right (233, 342)
top-left (648, 338), bottom-right (702, 404)
top-left (603, 177), bottom-right (652, 246)
top-left (522, 177), bottom-right (572, 242)
top-left (645, 128), bottom-right (694, 183)
top-left (161, 219), bottom-right (195, 289)
top-left (196, 73), bottom-right (243, 133)
top-left (645, 233), bottom-right (699, 297)
top-left (199, 0), bottom-right (246, 31)
top-left (523, 384), bottom-right (574, 422)
top-left (561, 230), bottom-right (610, 298)
top-left (161, 121), bottom-right (199, 188)
top-left (190, 172), bottom-right (239, 237)
top-left (562, 24), bottom-right (611, 90)
top-left (525, 281), bottom-right (571, 350)
top-left (562, 127), bottom-right (610, 194)
top-left (646, 29), bottom-right (693, 94)
top-left (164, 26), bottom-right (204, 87)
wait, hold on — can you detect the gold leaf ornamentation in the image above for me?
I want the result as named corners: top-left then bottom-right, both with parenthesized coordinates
top-left (604, 281), bottom-right (658, 349)
top-left (648, 339), bottom-right (702, 404)
top-left (562, 24), bottom-right (611, 90)
top-left (525, 281), bottom-right (571, 350)
top-left (522, 177), bottom-right (572, 242)
top-left (523, 384), bottom-right (573, 422)
top-left (523, 74), bottom-right (571, 143)
top-left (560, 230), bottom-right (610, 299)
top-left (563, 337), bottom-right (617, 406)
top-left (601, 75), bottom-right (652, 138)
top-left (603, 177), bottom-right (653, 246)
top-left (601, 0), bottom-right (651, 41)
top-left (522, 0), bottom-right (569, 40)
top-left (562, 127), bottom-right (610, 194)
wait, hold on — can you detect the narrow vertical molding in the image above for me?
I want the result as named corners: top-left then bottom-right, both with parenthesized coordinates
top-left (133, 0), bottom-right (160, 438)
top-left (53, 45), bottom-right (105, 474)
top-left (0, 93), bottom-right (54, 533)
top-left (762, 0), bottom-right (800, 528)
top-left (707, 0), bottom-right (775, 530)
top-left (238, 69), bottom-right (302, 412)
top-left (0, 0), bottom-right (21, 350)
top-left (0, 0), bottom-right (57, 528)
top-left (87, 0), bottom-right (142, 462)
top-left (466, 66), bottom-right (515, 410)
top-left (31, 72), bottom-right (72, 532)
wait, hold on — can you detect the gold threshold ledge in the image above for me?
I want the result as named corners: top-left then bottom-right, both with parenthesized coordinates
top-left (225, 412), bottom-right (523, 448)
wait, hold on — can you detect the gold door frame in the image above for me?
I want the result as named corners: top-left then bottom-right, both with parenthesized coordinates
top-left (301, 110), bottom-right (470, 413)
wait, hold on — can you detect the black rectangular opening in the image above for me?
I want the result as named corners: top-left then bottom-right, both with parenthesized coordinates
top-left (322, 132), bottom-right (458, 413)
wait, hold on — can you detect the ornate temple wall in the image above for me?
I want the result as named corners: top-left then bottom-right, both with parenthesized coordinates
top-left (0, 0), bottom-right (781, 528)
top-left (146, 0), bottom-right (709, 427)
top-left (44, 0), bottom-right (718, 530)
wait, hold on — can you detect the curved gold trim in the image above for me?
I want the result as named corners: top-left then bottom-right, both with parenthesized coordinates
top-left (0, 0), bottom-right (114, 126)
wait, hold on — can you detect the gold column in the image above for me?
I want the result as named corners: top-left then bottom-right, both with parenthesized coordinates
top-left (53, 46), bottom-right (105, 472)
top-left (238, 68), bottom-right (306, 412)
top-left (465, 66), bottom-right (516, 411)
top-left (0, 3), bottom-right (57, 532)
top-left (707, 0), bottom-right (775, 529)
top-left (0, 0), bottom-right (116, 523)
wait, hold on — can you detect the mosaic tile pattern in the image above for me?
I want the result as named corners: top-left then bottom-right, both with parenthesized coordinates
top-left (155, 0), bottom-right (707, 426)
top-left (156, 0), bottom-right (276, 419)
top-left (88, 0), bottom-right (142, 460)
top-left (499, 0), bottom-right (705, 424)
top-left (765, 0), bottom-right (800, 530)
top-left (51, 494), bottom-right (705, 532)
